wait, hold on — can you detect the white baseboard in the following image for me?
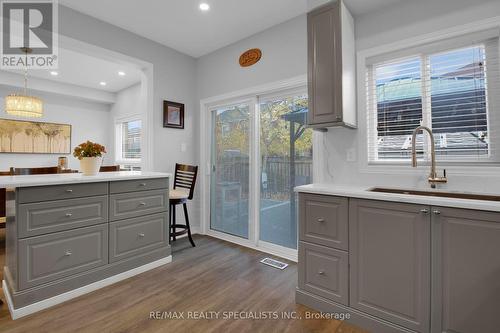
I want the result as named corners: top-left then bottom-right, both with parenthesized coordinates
top-left (206, 230), bottom-right (298, 262)
top-left (3, 255), bottom-right (172, 320)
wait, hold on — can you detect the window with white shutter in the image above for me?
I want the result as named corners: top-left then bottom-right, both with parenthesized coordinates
top-left (367, 33), bottom-right (499, 164)
top-left (115, 118), bottom-right (142, 169)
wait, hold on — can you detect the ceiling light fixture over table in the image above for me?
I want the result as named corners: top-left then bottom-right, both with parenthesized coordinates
top-left (199, 3), bottom-right (210, 11)
top-left (4, 47), bottom-right (43, 118)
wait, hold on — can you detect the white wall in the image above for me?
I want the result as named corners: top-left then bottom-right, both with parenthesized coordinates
top-left (108, 83), bottom-right (142, 162)
top-left (59, 5), bottom-right (198, 175)
top-left (355, 0), bottom-right (500, 51)
top-left (57, 5), bottom-right (199, 227)
top-left (197, 15), bottom-right (307, 100)
top-left (322, 0), bottom-right (500, 193)
top-left (111, 84), bottom-right (142, 120)
top-left (0, 86), bottom-right (111, 170)
top-left (196, 0), bottom-right (500, 195)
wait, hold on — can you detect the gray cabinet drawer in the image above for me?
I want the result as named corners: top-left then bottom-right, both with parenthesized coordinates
top-left (109, 213), bottom-right (168, 263)
top-left (299, 194), bottom-right (348, 250)
top-left (18, 196), bottom-right (108, 238)
top-left (18, 224), bottom-right (108, 290)
top-left (109, 178), bottom-right (168, 194)
top-left (299, 241), bottom-right (348, 305)
top-left (18, 182), bottom-right (108, 203)
top-left (110, 189), bottom-right (168, 221)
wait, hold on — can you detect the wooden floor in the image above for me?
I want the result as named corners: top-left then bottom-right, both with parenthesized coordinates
top-left (0, 234), bottom-right (368, 333)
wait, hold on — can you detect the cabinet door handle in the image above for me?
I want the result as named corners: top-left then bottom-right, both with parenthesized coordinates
top-left (316, 218), bottom-right (325, 223)
top-left (64, 250), bottom-right (72, 256)
top-left (433, 210), bottom-right (441, 215)
top-left (139, 202), bottom-right (147, 206)
top-left (138, 233), bottom-right (145, 238)
top-left (65, 189), bottom-right (73, 193)
top-left (420, 209), bottom-right (429, 214)
top-left (318, 270), bottom-right (325, 275)
top-left (65, 213), bottom-right (73, 217)
top-left (139, 183), bottom-right (147, 187)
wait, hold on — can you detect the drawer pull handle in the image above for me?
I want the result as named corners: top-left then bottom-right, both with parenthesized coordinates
top-left (65, 189), bottom-right (73, 193)
top-left (420, 209), bottom-right (429, 214)
top-left (65, 213), bottom-right (73, 217)
top-left (318, 270), bottom-right (325, 275)
top-left (317, 218), bottom-right (325, 223)
top-left (139, 202), bottom-right (147, 206)
top-left (433, 210), bottom-right (441, 215)
top-left (65, 250), bottom-right (72, 256)
top-left (138, 233), bottom-right (145, 238)
top-left (139, 183), bottom-right (147, 187)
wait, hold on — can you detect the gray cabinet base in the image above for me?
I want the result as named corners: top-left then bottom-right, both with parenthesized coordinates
top-left (296, 289), bottom-right (417, 333)
top-left (4, 245), bottom-right (171, 309)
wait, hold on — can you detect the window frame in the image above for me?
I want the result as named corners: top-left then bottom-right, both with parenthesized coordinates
top-left (366, 34), bottom-right (499, 166)
top-left (115, 115), bottom-right (142, 168)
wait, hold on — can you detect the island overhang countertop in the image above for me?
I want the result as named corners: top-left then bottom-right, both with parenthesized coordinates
top-left (0, 171), bottom-right (171, 188)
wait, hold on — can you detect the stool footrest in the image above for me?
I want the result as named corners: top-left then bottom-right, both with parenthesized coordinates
top-left (171, 224), bottom-right (188, 229)
top-left (172, 230), bottom-right (188, 237)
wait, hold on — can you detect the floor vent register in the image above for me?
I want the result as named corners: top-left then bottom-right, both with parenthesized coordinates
top-left (260, 257), bottom-right (288, 270)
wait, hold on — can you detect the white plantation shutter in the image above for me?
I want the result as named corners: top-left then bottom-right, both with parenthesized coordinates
top-left (120, 120), bottom-right (141, 160)
top-left (367, 33), bottom-right (500, 163)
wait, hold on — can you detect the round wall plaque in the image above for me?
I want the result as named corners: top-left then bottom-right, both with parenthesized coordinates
top-left (239, 48), bottom-right (262, 67)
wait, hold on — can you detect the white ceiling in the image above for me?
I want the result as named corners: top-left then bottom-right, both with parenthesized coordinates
top-left (60, 0), bottom-right (306, 58)
top-left (4, 48), bottom-right (142, 93)
top-left (60, 0), bottom-right (408, 58)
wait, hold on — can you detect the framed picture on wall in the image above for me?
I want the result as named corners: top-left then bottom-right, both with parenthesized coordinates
top-left (163, 100), bottom-right (184, 129)
top-left (0, 119), bottom-right (71, 154)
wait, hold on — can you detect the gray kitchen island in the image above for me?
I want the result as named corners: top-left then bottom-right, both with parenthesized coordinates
top-left (0, 171), bottom-right (171, 319)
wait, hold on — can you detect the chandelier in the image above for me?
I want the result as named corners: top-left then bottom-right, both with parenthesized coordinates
top-left (5, 47), bottom-right (43, 118)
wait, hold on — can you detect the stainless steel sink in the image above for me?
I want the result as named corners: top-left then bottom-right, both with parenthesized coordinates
top-left (369, 187), bottom-right (500, 202)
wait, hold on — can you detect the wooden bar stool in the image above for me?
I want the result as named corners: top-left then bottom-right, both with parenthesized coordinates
top-left (170, 163), bottom-right (198, 247)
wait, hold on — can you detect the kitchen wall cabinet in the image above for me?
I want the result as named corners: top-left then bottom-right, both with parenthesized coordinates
top-left (307, 0), bottom-right (356, 129)
top-left (431, 207), bottom-right (500, 333)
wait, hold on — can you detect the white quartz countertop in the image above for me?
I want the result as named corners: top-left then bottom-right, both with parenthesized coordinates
top-left (295, 183), bottom-right (500, 212)
top-left (0, 171), bottom-right (171, 188)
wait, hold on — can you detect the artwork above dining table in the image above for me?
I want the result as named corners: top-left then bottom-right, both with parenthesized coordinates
top-left (0, 119), bottom-right (71, 154)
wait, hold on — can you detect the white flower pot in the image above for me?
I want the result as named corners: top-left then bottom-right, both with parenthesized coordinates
top-left (79, 157), bottom-right (103, 176)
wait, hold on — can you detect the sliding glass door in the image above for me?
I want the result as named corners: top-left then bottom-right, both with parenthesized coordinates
top-left (210, 103), bottom-right (251, 239)
top-left (208, 89), bottom-right (312, 252)
top-left (259, 94), bottom-right (312, 249)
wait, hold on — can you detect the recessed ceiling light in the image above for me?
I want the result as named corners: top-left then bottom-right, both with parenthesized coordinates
top-left (118, 71), bottom-right (126, 76)
top-left (50, 71), bottom-right (58, 76)
top-left (199, 3), bottom-right (210, 11)
top-left (99, 81), bottom-right (107, 86)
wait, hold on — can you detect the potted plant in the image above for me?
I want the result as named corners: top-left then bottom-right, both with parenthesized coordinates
top-left (73, 141), bottom-right (106, 176)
